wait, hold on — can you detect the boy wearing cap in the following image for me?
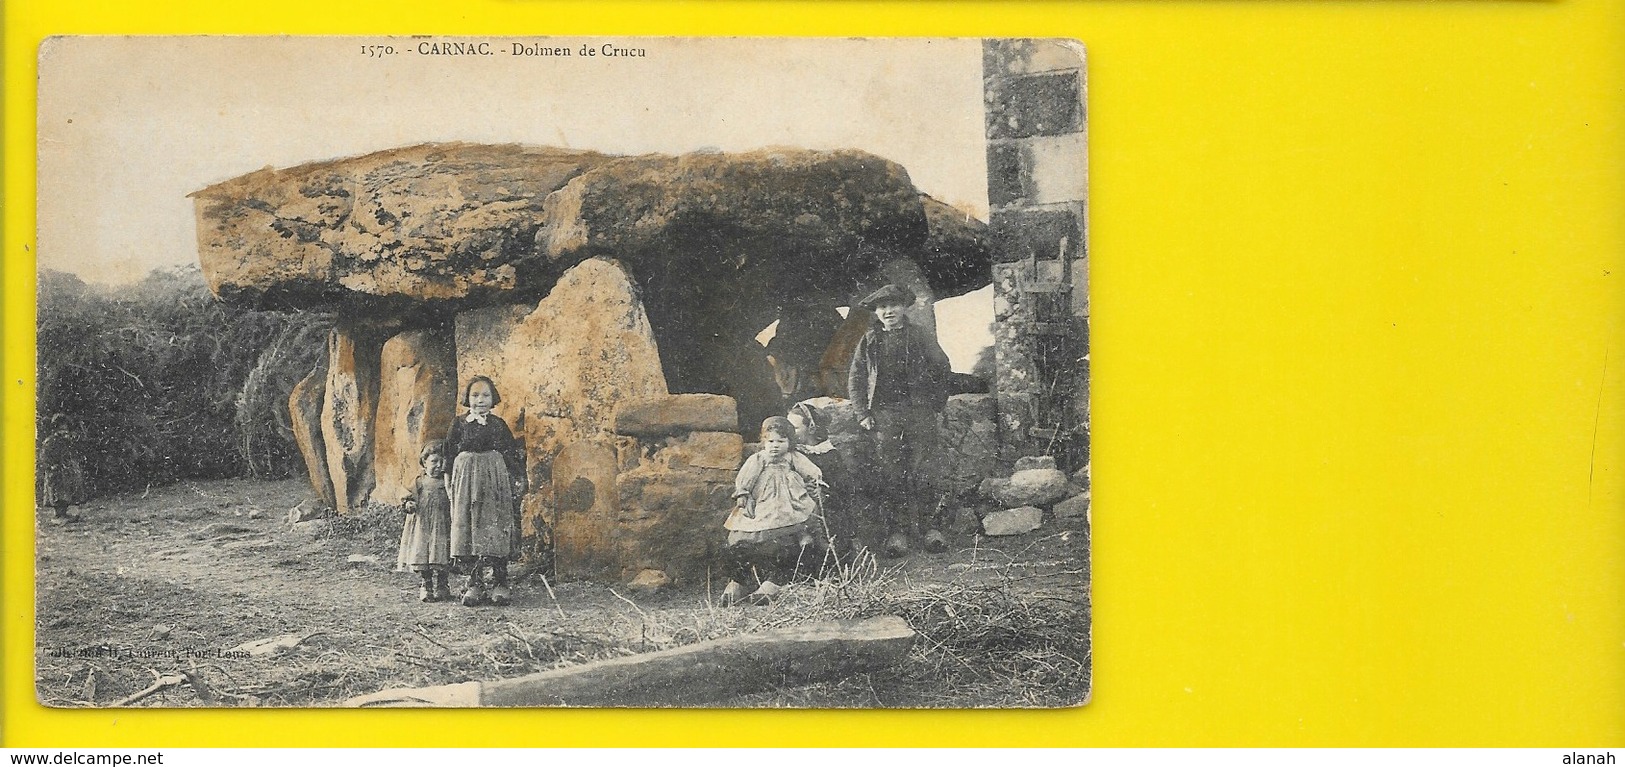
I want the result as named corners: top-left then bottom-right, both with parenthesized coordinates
top-left (848, 283), bottom-right (953, 557)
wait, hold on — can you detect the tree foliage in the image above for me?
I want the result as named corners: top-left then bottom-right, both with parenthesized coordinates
top-left (36, 266), bottom-right (332, 499)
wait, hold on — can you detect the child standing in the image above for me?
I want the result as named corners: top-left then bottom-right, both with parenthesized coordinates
top-left (722, 416), bottom-right (824, 605)
top-left (847, 283), bottom-right (953, 558)
top-left (39, 413), bottom-right (87, 521)
top-left (397, 441), bottom-right (453, 602)
top-left (446, 376), bottom-right (526, 607)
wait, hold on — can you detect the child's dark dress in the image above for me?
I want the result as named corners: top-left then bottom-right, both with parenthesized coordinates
top-left (446, 413), bottom-right (523, 560)
top-left (725, 450), bottom-right (824, 585)
top-left (397, 474), bottom-right (452, 571)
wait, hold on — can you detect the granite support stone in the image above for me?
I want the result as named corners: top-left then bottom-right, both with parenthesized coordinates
top-left (288, 367), bottom-right (336, 509)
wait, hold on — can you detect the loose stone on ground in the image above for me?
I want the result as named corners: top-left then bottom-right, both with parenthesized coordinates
top-left (982, 506), bottom-right (1044, 537)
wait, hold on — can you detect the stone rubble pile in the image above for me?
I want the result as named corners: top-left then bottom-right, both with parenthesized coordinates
top-left (970, 455), bottom-right (1089, 537)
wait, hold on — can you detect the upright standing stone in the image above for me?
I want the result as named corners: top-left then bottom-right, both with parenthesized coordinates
top-left (372, 326), bottom-right (458, 506)
top-left (611, 398), bottom-right (744, 583)
top-left (817, 308), bottom-right (874, 400)
top-left (288, 366), bottom-right (336, 509)
top-left (550, 440), bottom-right (622, 577)
top-left (455, 258), bottom-right (668, 571)
top-left (321, 322), bottom-right (386, 515)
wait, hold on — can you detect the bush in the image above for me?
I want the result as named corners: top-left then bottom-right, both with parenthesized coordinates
top-left (36, 266), bottom-right (332, 500)
top-left (235, 320), bottom-right (330, 479)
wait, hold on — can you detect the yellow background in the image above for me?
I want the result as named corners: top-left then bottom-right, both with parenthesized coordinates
top-left (5, 0), bottom-right (1623, 747)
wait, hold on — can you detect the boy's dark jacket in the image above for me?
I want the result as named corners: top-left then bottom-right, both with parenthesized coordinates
top-left (847, 317), bottom-right (952, 415)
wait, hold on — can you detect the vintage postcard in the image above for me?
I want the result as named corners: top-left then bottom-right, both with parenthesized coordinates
top-left (34, 36), bottom-right (1089, 708)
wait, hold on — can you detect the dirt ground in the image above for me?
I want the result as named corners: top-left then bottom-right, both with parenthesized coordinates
top-left (34, 478), bottom-right (1090, 709)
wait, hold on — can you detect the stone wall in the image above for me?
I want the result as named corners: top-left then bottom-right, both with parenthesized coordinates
top-left (983, 39), bottom-right (1089, 466)
top-left (940, 393), bottom-right (1001, 500)
top-left (194, 142), bottom-right (1022, 581)
top-left (319, 321), bottom-right (388, 516)
top-left (611, 394), bottom-right (743, 583)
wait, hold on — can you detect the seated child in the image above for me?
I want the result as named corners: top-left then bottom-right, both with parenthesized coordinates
top-left (397, 441), bottom-right (453, 602)
top-left (722, 416), bottom-right (824, 605)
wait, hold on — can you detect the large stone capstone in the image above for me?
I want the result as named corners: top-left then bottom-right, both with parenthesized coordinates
top-left (194, 143), bottom-right (991, 312)
top-left (197, 143), bottom-right (995, 429)
top-left (193, 143), bottom-right (612, 307)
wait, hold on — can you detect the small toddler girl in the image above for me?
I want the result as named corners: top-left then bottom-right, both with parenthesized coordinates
top-left (722, 416), bottom-right (824, 605)
top-left (446, 376), bottom-right (526, 607)
top-left (397, 440), bottom-right (453, 602)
